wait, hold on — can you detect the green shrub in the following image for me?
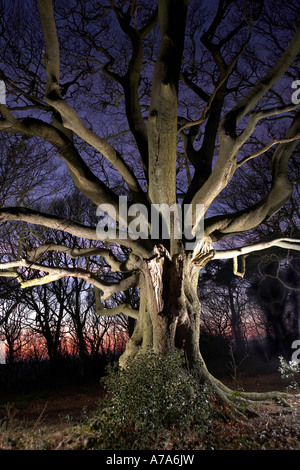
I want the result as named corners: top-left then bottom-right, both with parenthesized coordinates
top-left (90, 350), bottom-right (215, 449)
top-left (278, 356), bottom-right (300, 391)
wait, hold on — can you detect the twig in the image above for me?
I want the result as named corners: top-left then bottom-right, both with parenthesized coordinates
top-left (31, 402), bottom-right (48, 430)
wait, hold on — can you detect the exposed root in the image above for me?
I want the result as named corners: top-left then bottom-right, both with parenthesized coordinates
top-left (200, 368), bottom-right (293, 420)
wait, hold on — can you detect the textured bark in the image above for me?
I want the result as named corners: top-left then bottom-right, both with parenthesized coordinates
top-left (119, 242), bottom-right (205, 371)
top-left (148, 0), bottom-right (188, 206)
top-left (117, 240), bottom-right (293, 412)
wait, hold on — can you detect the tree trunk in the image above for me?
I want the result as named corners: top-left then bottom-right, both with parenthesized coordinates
top-left (118, 242), bottom-right (289, 413)
top-left (119, 243), bottom-right (204, 372)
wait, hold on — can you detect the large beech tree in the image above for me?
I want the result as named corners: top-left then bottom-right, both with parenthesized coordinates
top-left (0, 0), bottom-right (300, 408)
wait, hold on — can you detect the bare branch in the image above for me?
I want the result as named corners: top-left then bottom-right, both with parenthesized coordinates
top-left (180, 73), bottom-right (210, 103)
top-left (27, 243), bottom-right (128, 272)
top-left (183, 11), bottom-right (254, 213)
top-left (226, 25), bottom-right (300, 126)
top-left (237, 132), bottom-right (300, 167)
top-left (180, 2), bottom-right (254, 135)
top-left (235, 103), bottom-right (300, 150)
top-left (0, 207), bottom-right (150, 257)
top-left (37, 0), bottom-right (61, 99)
top-left (0, 104), bottom-right (18, 124)
top-left (205, 112), bottom-right (300, 239)
top-left (0, 259), bottom-right (139, 299)
top-left (257, 103), bottom-right (300, 119)
top-left (37, 0), bottom-right (143, 198)
top-left (96, 303), bottom-right (139, 320)
top-left (258, 255), bottom-right (300, 292)
top-left (0, 115), bottom-right (121, 211)
top-left (213, 238), bottom-right (300, 261)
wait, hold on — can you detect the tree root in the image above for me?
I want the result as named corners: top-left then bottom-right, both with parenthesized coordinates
top-left (201, 368), bottom-right (293, 420)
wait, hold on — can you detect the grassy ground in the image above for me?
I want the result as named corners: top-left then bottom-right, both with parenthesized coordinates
top-left (0, 373), bottom-right (299, 451)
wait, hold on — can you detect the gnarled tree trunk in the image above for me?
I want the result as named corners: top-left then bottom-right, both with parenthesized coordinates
top-left (119, 241), bottom-right (209, 371)
top-left (119, 238), bottom-right (292, 413)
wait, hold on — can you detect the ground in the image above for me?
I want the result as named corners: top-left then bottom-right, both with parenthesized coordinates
top-left (0, 373), bottom-right (299, 450)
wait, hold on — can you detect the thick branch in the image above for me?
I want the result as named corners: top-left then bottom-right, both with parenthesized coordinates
top-left (205, 113), bottom-right (300, 239)
top-left (47, 99), bottom-right (143, 197)
top-left (183, 8), bottom-right (253, 212)
top-left (37, 0), bottom-right (61, 99)
top-left (0, 115), bottom-right (120, 212)
top-left (0, 207), bottom-right (150, 257)
top-left (96, 303), bottom-right (139, 320)
top-left (213, 238), bottom-right (300, 260)
top-left (237, 132), bottom-right (300, 167)
top-left (110, 4), bottom-right (158, 176)
top-left (226, 24), bottom-right (300, 126)
top-left (148, 0), bottom-right (188, 206)
top-left (180, 73), bottom-right (210, 103)
top-left (0, 259), bottom-right (139, 300)
top-left (235, 103), bottom-right (300, 151)
top-left (27, 243), bottom-right (139, 272)
top-left (37, 0), bottom-right (143, 198)
top-left (195, 21), bottom-right (300, 230)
